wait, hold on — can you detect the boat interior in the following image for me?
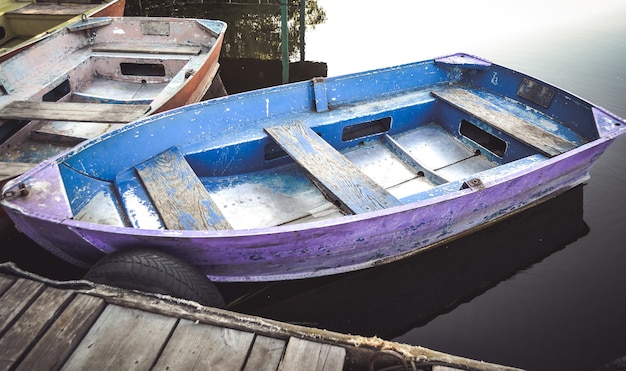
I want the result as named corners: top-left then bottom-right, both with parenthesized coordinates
top-left (63, 82), bottom-right (594, 232)
top-left (0, 0), bottom-right (104, 50)
top-left (0, 19), bottom-right (213, 163)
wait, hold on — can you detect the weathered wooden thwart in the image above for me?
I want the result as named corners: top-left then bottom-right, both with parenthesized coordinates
top-left (0, 101), bottom-right (150, 123)
top-left (0, 268), bottom-right (520, 371)
top-left (265, 121), bottom-right (403, 214)
top-left (91, 44), bottom-right (202, 55)
top-left (430, 88), bottom-right (578, 157)
top-left (136, 147), bottom-right (231, 231)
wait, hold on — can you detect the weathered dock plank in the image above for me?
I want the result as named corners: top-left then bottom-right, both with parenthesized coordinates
top-left (62, 305), bottom-right (177, 370)
top-left (153, 319), bottom-right (254, 370)
top-left (243, 335), bottom-right (286, 371)
top-left (0, 267), bottom-right (522, 371)
top-left (0, 274), bottom-right (14, 295)
top-left (16, 294), bottom-right (105, 371)
top-left (0, 278), bottom-right (45, 333)
top-left (0, 287), bottom-right (73, 370)
top-left (278, 337), bottom-right (346, 371)
top-left (265, 121), bottom-right (402, 214)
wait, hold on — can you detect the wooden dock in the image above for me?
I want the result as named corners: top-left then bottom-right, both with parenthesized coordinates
top-left (0, 263), bottom-right (521, 371)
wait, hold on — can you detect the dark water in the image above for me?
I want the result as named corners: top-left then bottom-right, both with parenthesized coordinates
top-left (3, 1), bottom-right (626, 370)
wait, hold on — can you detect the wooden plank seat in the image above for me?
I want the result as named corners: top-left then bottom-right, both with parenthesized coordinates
top-left (135, 147), bottom-right (231, 231)
top-left (30, 121), bottom-right (124, 146)
top-left (92, 44), bottom-right (202, 56)
top-left (431, 88), bottom-right (578, 157)
top-left (265, 121), bottom-right (403, 214)
top-left (0, 101), bottom-right (150, 123)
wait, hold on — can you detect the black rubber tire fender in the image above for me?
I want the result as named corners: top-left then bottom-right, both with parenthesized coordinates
top-left (84, 248), bottom-right (225, 308)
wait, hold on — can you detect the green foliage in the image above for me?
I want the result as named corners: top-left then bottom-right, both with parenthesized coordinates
top-left (125, 0), bottom-right (327, 60)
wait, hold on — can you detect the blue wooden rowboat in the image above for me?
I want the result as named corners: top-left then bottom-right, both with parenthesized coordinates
top-left (2, 53), bottom-right (625, 285)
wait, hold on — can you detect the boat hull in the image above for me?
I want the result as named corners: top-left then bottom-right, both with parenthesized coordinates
top-left (2, 53), bottom-right (625, 282)
top-left (3, 137), bottom-right (611, 281)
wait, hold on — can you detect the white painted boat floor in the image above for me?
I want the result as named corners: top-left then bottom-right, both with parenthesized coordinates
top-left (76, 77), bottom-right (166, 103)
top-left (209, 124), bottom-right (497, 229)
top-left (74, 123), bottom-right (499, 229)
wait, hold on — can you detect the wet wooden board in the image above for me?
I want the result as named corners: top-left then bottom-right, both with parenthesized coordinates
top-left (153, 319), bottom-right (255, 369)
top-left (432, 88), bottom-right (578, 157)
top-left (280, 337), bottom-right (346, 371)
top-left (135, 147), bottom-right (231, 230)
top-left (92, 44), bottom-right (202, 55)
top-left (63, 305), bottom-right (177, 369)
top-left (265, 121), bottom-right (402, 214)
top-left (17, 294), bottom-right (105, 371)
top-left (0, 101), bottom-right (150, 123)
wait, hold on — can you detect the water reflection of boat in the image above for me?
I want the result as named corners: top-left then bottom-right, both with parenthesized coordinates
top-left (224, 185), bottom-right (588, 339)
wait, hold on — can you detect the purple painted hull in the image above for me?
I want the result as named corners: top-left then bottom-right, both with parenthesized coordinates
top-left (2, 53), bottom-right (625, 282)
top-left (3, 139), bottom-right (611, 281)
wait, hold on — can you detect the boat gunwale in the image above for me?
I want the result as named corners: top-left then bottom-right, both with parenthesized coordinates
top-left (3, 135), bottom-right (612, 238)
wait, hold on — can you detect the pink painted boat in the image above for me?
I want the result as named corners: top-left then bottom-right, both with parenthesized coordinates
top-left (0, 16), bottom-right (227, 184)
top-left (0, 0), bottom-right (126, 63)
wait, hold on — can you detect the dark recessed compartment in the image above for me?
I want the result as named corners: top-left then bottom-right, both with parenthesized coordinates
top-left (43, 79), bottom-right (71, 102)
top-left (460, 119), bottom-right (506, 157)
top-left (120, 63), bottom-right (166, 77)
top-left (264, 142), bottom-right (287, 161)
top-left (342, 117), bottom-right (391, 142)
